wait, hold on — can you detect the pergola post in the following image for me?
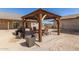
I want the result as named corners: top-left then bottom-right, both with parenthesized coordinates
top-left (24, 21), bottom-right (26, 28)
top-left (7, 21), bottom-right (10, 30)
top-left (22, 19), bottom-right (25, 27)
top-left (56, 17), bottom-right (60, 35)
top-left (38, 14), bottom-right (42, 42)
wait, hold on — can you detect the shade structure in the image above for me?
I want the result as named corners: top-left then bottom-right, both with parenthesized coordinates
top-left (21, 8), bottom-right (61, 42)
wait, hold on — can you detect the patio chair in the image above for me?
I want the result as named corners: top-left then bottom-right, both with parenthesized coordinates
top-left (13, 26), bottom-right (26, 39)
top-left (43, 26), bottom-right (49, 35)
top-left (32, 27), bottom-right (37, 33)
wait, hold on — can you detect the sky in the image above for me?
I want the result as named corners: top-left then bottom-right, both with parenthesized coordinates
top-left (0, 8), bottom-right (79, 24)
top-left (0, 8), bottom-right (79, 16)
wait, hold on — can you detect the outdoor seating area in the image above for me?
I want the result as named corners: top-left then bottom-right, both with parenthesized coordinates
top-left (22, 9), bottom-right (61, 42)
top-left (10, 8), bottom-right (61, 48)
top-left (13, 26), bottom-right (51, 47)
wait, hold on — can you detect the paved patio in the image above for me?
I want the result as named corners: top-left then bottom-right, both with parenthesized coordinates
top-left (0, 29), bottom-right (79, 51)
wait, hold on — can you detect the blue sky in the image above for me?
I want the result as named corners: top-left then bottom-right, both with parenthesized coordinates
top-left (0, 8), bottom-right (79, 24)
top-left (0, 8), bottom-right (79, 16)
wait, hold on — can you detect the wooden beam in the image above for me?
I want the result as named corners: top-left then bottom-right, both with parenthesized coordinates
top-left (24, 21), bottom-right (26, 28)
top-left (57, 20), bottom-right (60, 35)
top-left (22, 19), bottom-right (25, 27)
top-left (38, 14), bottom-right (42, 42)
top-left (41, 15), bottom-right (47, 21)
top-left (56, 17), bottom-right (60, 35)
top-left (38, 14), bottom-right (47, 42)
top-left (7, 21), bottom-right (10, 30)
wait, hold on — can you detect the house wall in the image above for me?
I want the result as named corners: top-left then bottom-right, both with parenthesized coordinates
top-left (25, 21), bottom-right (39, 29)
top-left (25, 22), bottom-right (45, 30)
top-left (31, 22), bottom-right (39, 29)
top-left (0, 20), bottom-right (8, 29)
top-left (26, 22), bottom-right (31, 28)
top-left (9, 20), bottom-right (22, 29)
top-left (0, 19), bottom-right (22, 29)
top-left (61, 18), bottom-right (79, 31)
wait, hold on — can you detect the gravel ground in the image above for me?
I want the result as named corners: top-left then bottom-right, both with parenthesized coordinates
top-left (0, 29), bottom-right (79, 51)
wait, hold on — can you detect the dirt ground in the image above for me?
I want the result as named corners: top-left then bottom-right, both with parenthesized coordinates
top-left (0, 29), bottom-right (79, 51)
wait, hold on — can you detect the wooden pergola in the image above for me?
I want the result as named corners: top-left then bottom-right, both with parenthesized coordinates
top-left (21, 8), bottom-right (61, 42)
